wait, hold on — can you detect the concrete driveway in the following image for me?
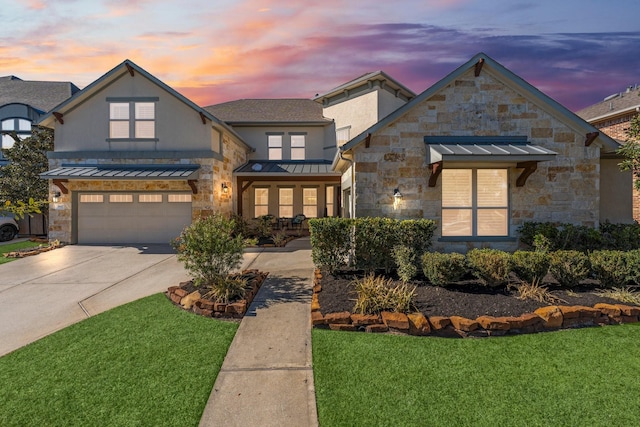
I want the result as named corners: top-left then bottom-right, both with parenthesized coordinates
top-left (0, 244), bottom-right (189, 357)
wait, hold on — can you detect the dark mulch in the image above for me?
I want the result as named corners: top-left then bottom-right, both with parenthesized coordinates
top-left (318, 270), bottom-right (629, 319)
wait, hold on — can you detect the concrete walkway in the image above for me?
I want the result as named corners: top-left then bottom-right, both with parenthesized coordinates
top-left (199, 237), bottom-right (318, 427)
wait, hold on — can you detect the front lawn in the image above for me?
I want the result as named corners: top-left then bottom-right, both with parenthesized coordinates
top-left (0, 293), bottom-right (238, 426)
top-left (0, 240), bottom-right (43, 264)
top-left (313, 324), bottom-right (640, 426)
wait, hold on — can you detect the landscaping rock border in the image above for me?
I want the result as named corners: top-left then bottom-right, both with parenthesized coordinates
top-left (166, 269), bottom-right (268, 318)
top-left (310, 269), bottom-right (640, 338)
top-left (3, 239), bottom-right (63, 258)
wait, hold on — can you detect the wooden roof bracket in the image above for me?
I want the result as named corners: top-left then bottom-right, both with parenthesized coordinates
top-left (52, 112), bottom-right (64, 124)
top-left (474, 58), bottom-right (485, 77)
top-left (428, 161), bottom-right (443, 187)
top-left (516, 161), bottom-right (538, 187)
top-left (53, 179), bottom-right (69, 194)
top-left (585, 131), bottom-right (599, 147)
top-left (125, 63), bottom-right (135, 76)
top-left (187, 179), bottom-right (198, 194)
top-left (365, 133), bottom-right (372, 148)
top-left (199, 111), bottom-right (207, 125)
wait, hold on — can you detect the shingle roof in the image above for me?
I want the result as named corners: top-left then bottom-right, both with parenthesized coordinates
top-left (234, 160), bottom-right (338, 175)
top-left (0, 76), bottom-right (80, 112)
top-left (204, 99), bottom-right (332, 124)
top-left (575, 85), bottom-right (640, 122)
top-left (40, 164), bottom-right (200, 180)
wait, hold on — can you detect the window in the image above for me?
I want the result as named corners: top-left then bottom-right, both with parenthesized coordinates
top-left (303, 188), bottom-right (317, 218)
top-left (255, 188), bottom-right (269, 217)
top-left (80, 194), bottom-right (104, 203)
top-left (168, 194), bottom-right (192, 203)
top-left (109, 102), bottom-right (155, 139)
top-left (268, 135), bottom-right (282, 160)
top-left (109, 194), bottom-right (133, 203)
top-left (326, 186), bottom-right (335, 217)
top-left (139, 194), bottom-right (162, 203)
top-left (441, 169), bottom-right (508, 237)
top-left (1, 118), bottom-right (32, 149)
top-left (336, 126), bottom-right (350, 147)
top-left (278, 188), bottom-right (293, 218)
top-left (290, 135), bottom-right (305, 160)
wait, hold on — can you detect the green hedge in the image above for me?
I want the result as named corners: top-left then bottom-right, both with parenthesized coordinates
top-left (518, 221), bottom-right (640, 251)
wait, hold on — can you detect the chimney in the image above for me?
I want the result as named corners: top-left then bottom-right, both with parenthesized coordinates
top-left (627, 86), bottom-right (633, 93)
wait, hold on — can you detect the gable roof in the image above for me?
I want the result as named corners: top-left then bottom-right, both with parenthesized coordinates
top-left (204, 99), bottom-right (332, 124)
top-left (576, 85), bottom-right (640, 123)
top-left (0, 75), bottom-right (79, 112)
top-left (339, 52), bottom-right (620, 154)
top-left (313, 70), bottom-right (416, 107)
top-left (36, 60), bottom-right (250, 150)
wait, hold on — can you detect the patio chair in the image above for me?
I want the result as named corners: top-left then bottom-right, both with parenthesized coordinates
top-left (291, 214), bottom-right (306, 231)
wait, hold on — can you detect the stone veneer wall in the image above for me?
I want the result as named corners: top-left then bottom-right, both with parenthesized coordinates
top-left (47, 133), bottom-right (248, 243)
top-left (351, 67), bottom-right (601, 252)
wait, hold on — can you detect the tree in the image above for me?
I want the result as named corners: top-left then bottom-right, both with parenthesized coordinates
top-left (0, 126), bottom-right (52, 216)
top-left (617, 111), bottom-right (640, 190)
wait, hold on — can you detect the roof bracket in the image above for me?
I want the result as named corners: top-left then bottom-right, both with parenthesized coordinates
top-left (187, 180), bottom-right (198, 194)
top-left (52, 112), bottom-right (64, 125)
top-left (53, 179), bottom-right (69, 194)
top-left (585, 131), bottom-right (599, 147)
top-left (365, 133), bottom-right (372, 148)
top-left (199, 111), bottom-right (207, 125)
top-left (125, 63), bottom-right (135, 77)
top-left (516, 161), bottom-right (538, 187)
top-left (474, 58), bottom-right (484, 77)
top-left (428, 161), bottom-right (443, 187)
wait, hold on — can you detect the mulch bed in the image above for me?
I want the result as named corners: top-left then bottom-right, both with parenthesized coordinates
top-left (318, 270), bottom-right (630, 319)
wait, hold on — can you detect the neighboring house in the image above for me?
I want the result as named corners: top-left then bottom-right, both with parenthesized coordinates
top-left (38, 60), bottom-right (251, 244)
top-left (0, 75), bottom-right (79, 166)
top-left (205, 99), bottom-right (341, 220)
top-left (576, 85), bottom-right (640, 220)
top-left (333, 52), bottom-right (625, 252)
top-left (313, 71), bottom-right (416, 217)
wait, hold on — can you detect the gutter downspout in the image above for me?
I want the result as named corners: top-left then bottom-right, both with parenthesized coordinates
top-left (339, 150), bottom-right (355, 218)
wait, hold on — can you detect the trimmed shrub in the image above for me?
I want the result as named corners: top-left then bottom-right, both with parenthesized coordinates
top-left (397, 219), bottom-right (437, 255)
top-left (626, 249), bottom-right (640, 285)
top-left (171, 213), bottom-right (246, 287)
top-left (392, 245), bottom-right (418, 283)
top-left (512, 250), bottom-right (550, 284)
top-left (548, 250), bottom-right (591, 288)
top-left (421, 252), bottom-right (468, 286)
top-left (353, 217), bottom-right (397, 273)
top-left (466, 249), bottom-right (513, 288)
top-left (600, 221), bottom-right (640, 251)
top-left (309, 217), bottom-right (352, 274)
top-left (352, 274), bottom-right (415, 314)
top-left (519, 221), bottom-right (640, 251)
top-left (589, 250), bottom-right (631, 288)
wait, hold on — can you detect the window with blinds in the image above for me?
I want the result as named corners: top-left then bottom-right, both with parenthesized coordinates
top-left (109, 102), bottom-right (155, 139)
top-left (441, 168), bottom-right (508, 237)
top-left (279, 188), bottom-right (293, 218)
top-left (303, 188), bottom-right (317, 218)
top-left (255, 188), bottom-right (269, 217)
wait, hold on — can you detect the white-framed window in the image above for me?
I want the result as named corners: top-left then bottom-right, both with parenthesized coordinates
top-left (290, 135), bottom-right (305, 160)
top-left (279, 188), bottom-right (293, 218)
top-left (139, 194), bottom-right (162, 203)
top-left (1, 118), bottom-right (32, 149)
top-left (303, 188), bottom-right (317, 218)
top-left (268, 135), bottom-right (282, 160)
top-left (168, 194), bottom-right (192, 203)
top-left (326, 186), bottom-right (335, 217)
top-left (109, 102), bottom-right (155, 139)
top-left (80, 194), bottom-right (104, 203)
top-left (109, 194), bottom-right (133, 203)
top-left (441, 168), bottom-right (509, 237)
top-left (254, 188), bottom-right (269, 217)
top-left (336, 126), bottom-right (350, 147)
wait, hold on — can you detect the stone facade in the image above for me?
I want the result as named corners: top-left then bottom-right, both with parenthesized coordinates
top-left (350, 67), bottom-right (601, 252)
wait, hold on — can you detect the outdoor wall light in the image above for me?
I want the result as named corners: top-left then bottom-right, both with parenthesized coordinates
top-left (221, 182), bottom-right (229, 194)
top-left (52, 191), bottom-right (61, 203)
top-left (393, 188), bottom-right (403, 199)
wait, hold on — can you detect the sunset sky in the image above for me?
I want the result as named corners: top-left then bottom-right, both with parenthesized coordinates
top-left (1, 0), bottom-right (639, 111)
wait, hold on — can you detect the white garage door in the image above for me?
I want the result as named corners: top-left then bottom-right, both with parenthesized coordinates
top-left (77, 192), bottom-right (192, 244)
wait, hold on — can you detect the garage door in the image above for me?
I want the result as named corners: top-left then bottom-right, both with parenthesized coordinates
top-left (77, 192), bottom-right (192, 244)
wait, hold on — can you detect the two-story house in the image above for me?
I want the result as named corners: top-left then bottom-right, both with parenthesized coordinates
top-left (0, 75), bottom-right (79, 166)
top-left (39, 60), bottom-right (251, 244)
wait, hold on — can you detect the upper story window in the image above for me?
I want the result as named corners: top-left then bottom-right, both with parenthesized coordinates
top-left (336, 126), bottom-right (350, 147)
top-left (441, 168), bottom-right (509, 237)
top-left (290, 134), bottom-right (305, 160)
top-left (1, 118), bottom-right (31, 150)
top-left (268, 135), bottom-right (282, 160)
top-left (108, 100), bottom-right (156, 140)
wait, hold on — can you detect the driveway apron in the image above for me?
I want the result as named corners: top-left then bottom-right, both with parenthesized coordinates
top-left (0, 244), bottom-right (188, 357)
top-left (200, 237), bottom-right (318, 427)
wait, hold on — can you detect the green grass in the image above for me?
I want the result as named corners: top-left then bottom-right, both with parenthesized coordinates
top-left (313, 324), bottom-right (640, 426)
top-left (0, 240), bottom-right (43, 264)
top-left (0, 293), bottom-right (238, 426)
